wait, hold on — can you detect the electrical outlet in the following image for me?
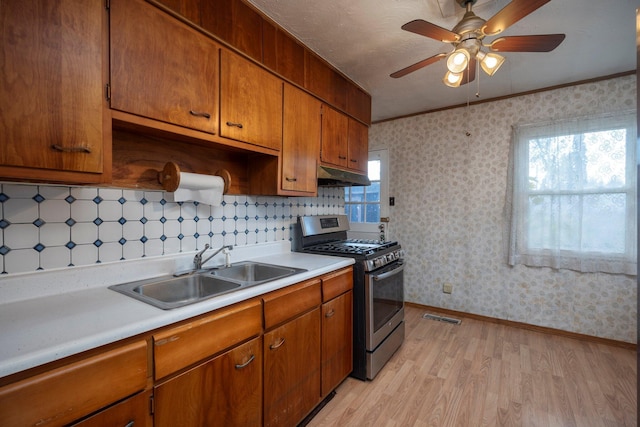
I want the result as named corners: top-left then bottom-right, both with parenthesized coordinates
top-left (443, 283), bottom-right (453, 294)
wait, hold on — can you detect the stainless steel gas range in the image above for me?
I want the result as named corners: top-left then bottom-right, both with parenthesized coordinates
top-left (292, 215), bottom-right (405, 380)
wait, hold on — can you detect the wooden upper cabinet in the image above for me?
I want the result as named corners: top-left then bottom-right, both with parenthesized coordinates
top-left (220, 49), bottom-right (283, 151)
top-left (320, 105), bottom-right (349, 169)
top-left (0, 0), bottom-right (107, 181)
top-left (347, 118), bottom-right (368, 174)
top-left (282, 84), bottom-right (321, 194)
top-left (347, 85), bottom-right (372, 125)
top-left (305, 52), bottom-right (348, 112)
top-left (154, 0), bottom-right (202, 25)
top-left (110, 0), bottom-right (220, 135)
top-left (200, 0), bottom-right (263, 61)
top-left (263, 23), bottom-right (305, 87)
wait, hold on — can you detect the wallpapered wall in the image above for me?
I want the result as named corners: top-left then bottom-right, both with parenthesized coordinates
top-left (370, 75), bottom-right (637, 343)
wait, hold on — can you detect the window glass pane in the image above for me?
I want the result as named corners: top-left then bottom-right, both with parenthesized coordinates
top-left (366, 182), bottom-right (380, 202)
top-left (349, 204), bottom-right (364, 223)
top-left (583, 129), bottom-right (627, 188)
top-left (368, 160), bottom-right (380, 181)
top-left (366, 204), bottom-right (380, 223)
top-left (582, 193), bottom-right (626, 252)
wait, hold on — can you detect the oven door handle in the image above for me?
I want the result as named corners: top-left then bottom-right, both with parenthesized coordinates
top-left (372, 263), bottom-right (404, 281)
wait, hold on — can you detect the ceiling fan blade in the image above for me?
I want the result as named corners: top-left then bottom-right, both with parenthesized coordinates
top-left (489, 34), bottom-right (565, 52)
top-left (401, 19), bottom-right (459, 43)
top-left (460, 59), bottom-right (476, 86)
top-left (390, 53), bottom-right (446, 78)
top-left (482, 0), bottom-right (552, 36)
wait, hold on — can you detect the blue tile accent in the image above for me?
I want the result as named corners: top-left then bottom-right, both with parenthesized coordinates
top-left (93, 196), bottom-right (103, 204)
top-left (178, 217), bottom-right (184, 223)
top-left (160, 235), bottom-right (167, 241)
top-left (65, 195), bottom-right (76, 204)
top-left (0, 193), bottom-right (9, 203)
top-left (119, 238), bottom-right (126, 245)
top-left (140, 236), bottom-right (148, 243)
top-left (140, 217), bottom-right (147, 224)
top-left (160, 217), bottom-right (166, 224)
top-left (178, 234), bottom-right (184, 240)
top-left (0, 219), bottom-right (10, 229)
top-left (194, 232), bottom-right (200, 239)
top-left (65, 218), bottom-right (76, 227)
top-left (33, 194), bottom-right (45, 203)
top-left (34, 243), bottom-right (45, 252)
top-left (140, 198), bottom-right (148, 205)
top-left (93, 218), bottom-right (103, 226)
top-left (94, 240), bottom-right (103, 247)
top-left (33, 218), bottom-right (45, 227)
top-left (0, 245), bottom-right (11, 255)
top-left (194, 216), bottom-right (199, 222)
top-left (118, 217), bottom-right (126, 225)
top-left (66, 241), bottom-right (76, 249)
top-left (118, 197), bottom-right (126, 204)
top-left (160, 199), bottom-right (166, 205)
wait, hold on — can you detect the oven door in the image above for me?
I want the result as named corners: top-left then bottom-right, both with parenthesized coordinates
top-left (364, 260), bottom-right (404, 351)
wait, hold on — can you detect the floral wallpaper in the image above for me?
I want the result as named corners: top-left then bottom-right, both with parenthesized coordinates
top-left (370, 75), bottom-right (637, 343)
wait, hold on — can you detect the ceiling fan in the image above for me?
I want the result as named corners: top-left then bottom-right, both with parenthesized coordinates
top-left (390, 0), bottom-right (565, 87)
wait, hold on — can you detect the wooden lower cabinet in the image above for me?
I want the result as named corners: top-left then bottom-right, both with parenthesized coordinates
top-left (263, 308), bottom-right (321, 427)
top-left (321, 290), bottom-right (353, 397)
top-left (71, 390), bottom-right (152, 427)
top-left (154, 336), bottom-right (262, 427)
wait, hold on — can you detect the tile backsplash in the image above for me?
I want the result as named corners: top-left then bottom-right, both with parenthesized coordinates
top-left (0, 183), bottom-right (344, 275)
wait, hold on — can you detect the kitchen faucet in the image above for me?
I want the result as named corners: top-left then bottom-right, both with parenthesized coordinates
top-left (193, 244), bottom-right (233, 270)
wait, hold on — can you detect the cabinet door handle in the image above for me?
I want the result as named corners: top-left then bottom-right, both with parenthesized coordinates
top-left (189, 110), bottom-right (211, 119)
top-left (269, 338), bottom-right (285, 350)
top-left (50, 144), bottom-right (92, 154)
top-left (350, 159), bottom-right (358, 163)
top-left (226, 121), bottom-right (244, 129)
top-left (325, 309), bottom-right (335, 318)
top-left (285, 177), bottom-right (297, 182)
top-left (235, 354), bottom-right (255, 369)
top-left (124, 421), bottom-right (135, 427)
top-left (338, 155), bottom-right (347, 160)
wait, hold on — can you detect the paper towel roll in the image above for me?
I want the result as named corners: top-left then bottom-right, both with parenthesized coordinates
top-left (169, 172), bottom-right (225, 206)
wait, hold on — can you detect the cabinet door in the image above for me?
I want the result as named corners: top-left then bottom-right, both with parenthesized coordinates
top-left (347, 119), bottom-right (369, 173)
top-left (71, 390), bottom-right (151, 427)
top-left (0, 0), bottom-right (105, 177)
top-left (282, 84), bottom-right (321, 194)
top-left (110, 0), bottom-right (219, 134)
top-left (155, 337), bottom-right (262, 427)
top-left (320, 105), bottom-right (349, 168)
top-left (264, 308), bottom-right (321, 427)
top-left (220, 49), bottom-right (283, 151)
top-left (322, 290), bottom-right (353, 396)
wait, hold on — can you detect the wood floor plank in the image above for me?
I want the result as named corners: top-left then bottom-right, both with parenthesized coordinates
top-left (306, 306), bottom-right (637, 427)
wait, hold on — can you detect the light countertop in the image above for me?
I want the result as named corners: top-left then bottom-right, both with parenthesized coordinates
top-left (0, 241), bottom-right (354, 378)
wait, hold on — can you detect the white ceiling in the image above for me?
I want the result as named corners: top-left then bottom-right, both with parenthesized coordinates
top-left (246, 0), bottom-right (639, 122)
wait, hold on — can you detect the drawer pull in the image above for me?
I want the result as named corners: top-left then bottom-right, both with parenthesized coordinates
top-left (189, 110), bottom-right (211, 119)
top-left (338, 155), bottom-right (347, 160)
top-left (350, 159), bottom-right (358, 163)
top-left (51, 144), bottom-right (91, 154)
top-left (285, 177), bottom-right (297, 182)
top-left (325, 309), bottom-right (335, 318)
top-left (235, 354), bottom-right (255, 369)
top-left (226, 121), bottom-right (244, 129)
top-left (125, 421), bottom-right (135, 427)
top-left (269, 338), bottom-right (285, 350)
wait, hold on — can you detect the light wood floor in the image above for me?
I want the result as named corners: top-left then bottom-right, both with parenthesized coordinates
top-left (308, 305), bottom-right (637, 427)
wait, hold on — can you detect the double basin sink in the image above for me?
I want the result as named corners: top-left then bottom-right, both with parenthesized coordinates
top-left (110, 261), bottom-right (307, 310)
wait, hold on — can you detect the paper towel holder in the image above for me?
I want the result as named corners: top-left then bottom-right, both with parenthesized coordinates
top-left (158, 161), bottom-right (231, 194)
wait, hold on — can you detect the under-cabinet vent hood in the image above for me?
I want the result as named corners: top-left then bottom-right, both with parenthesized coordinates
top-left (317, 165), bottom-right (371, 187)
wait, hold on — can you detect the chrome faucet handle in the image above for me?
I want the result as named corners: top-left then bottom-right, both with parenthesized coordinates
top-left (193, 243), bottom-right (210, 269)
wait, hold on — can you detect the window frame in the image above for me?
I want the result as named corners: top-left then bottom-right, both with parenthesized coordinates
top-left (346, 149), bottom-right (389, 234)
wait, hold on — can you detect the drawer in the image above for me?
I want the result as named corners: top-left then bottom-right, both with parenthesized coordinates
top-left (153, 298), bottom-right (262, 379)
top-left (321, 267), bottom-right (353, 302)
top-left (263, 278), bottom-right (321, 330)
top-left (0, 340), bottom-right (148, 427)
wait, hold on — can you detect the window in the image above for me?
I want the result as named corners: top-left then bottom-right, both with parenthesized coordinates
top-left (345, 149), bottom-right (389, 232)
top-left (508, 111), bottom-right (636, 275)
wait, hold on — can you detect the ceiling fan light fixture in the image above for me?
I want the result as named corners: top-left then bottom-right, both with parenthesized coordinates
top-left (443, 70), bottom-right (463, 87)
top-left (446, 48), bottom-right (470, 73)
top-left (476, 51), bottom-right (505, 76)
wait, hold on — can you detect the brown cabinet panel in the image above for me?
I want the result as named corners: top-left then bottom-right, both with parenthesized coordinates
top-left (71, 390), bottom-right (152, 427)
top-left (305, 52), bottom-right (347, 111)
top-left (347, 118), bottom-right (369, 174)
top-left (264, 308), bottom-right (321, 427)
top-left (263, 278), bottom-right (321, 329)
top-left (110, 0), bottom-right (220, 135)
top-left (347, 84), bottom-right (372, 125)
top-left (0, 0), bottom-right (106, 177)
top-left (321, 267), bottom-right (354, 302)
top-left (155, 336), bottom-right (262, 427)
top-left (154, 0), bottom-right (202, 25)
top-left (0, 340), bottom-right (148, 427)
top-left (320, 105), bottom-right (349, 168)
top-left (220, 49), bottom-right (283, 151)
top-left (282, 84), bottom-right (321, 194)
top-left (263, 27), bottom-right (305, 86)
top-left (153, 298), bottom-right (262, 380)
top-left (201, 0), bottom-right (263, 61)
top-left (322, 290), bottom-right (353, 397)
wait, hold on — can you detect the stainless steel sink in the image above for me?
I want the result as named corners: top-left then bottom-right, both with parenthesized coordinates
top-left (208, 261), bottom-right (306, 284)
top-left (109, 261), bottom-right (306, 310)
